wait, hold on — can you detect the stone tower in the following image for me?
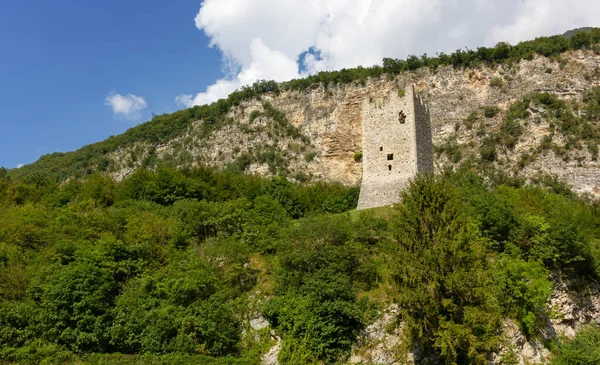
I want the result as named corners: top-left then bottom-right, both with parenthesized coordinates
top-left (357, 85), bottom-right (433, 210)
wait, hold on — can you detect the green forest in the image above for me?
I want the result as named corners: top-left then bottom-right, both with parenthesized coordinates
top-left (1, 165), bottom-right (600, 364)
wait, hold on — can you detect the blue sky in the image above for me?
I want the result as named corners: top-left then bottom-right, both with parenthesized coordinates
top-left (0, 1), bottom-right (221, 168)
top-left (1, 0), bottom-right (597, 169)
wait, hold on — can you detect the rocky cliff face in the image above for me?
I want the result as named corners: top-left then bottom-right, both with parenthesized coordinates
top-left (107, 50), bottom-right (600, 195)
top-left (254, 280), bottom-right (600, 365)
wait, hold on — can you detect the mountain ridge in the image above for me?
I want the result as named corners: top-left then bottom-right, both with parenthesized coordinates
top-left (7, 28), bottom-right (600, 196)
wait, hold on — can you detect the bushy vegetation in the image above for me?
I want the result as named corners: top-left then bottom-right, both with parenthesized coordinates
top-left (483, 106), bottom-right (501, 118)
top-left (489, 77), bottom-right (504, 88)
top-left (264, 217), bottom-right (375, 364)
top-left (387, 172), bottom-right (600, 364)
top-left (1, 165), bottom-right (600, 364)
top-left (434, 136), bottom-right (463, 163)
top-left (0, 166), bottom-right (360, 364)
top-left (501, 90), bottom-right (600, 164)
top-left (550, 326), bottom-right (600, 365)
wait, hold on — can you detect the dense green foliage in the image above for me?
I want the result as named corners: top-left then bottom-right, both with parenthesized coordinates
top-left (392, 176), bottom-right (503, 363)
top-left (1, 163), bottom-right (600, 364)
top-left (264, 216), bottom-right (380, 364)
top-left (550, 326), bottom-right (600, 365)
top-left (387, 172), bottom-right (597, 364)
top-left (0, 167), bottom-right (359, 364)
top-left (8, 29), bottom-right (600, 182)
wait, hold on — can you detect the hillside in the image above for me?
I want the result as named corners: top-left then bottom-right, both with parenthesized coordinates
top-left (1, 166), bottom-right (600, 364)
top-left (2, 28), bottom-right (600, 365)
top-left (10, 28), bottom-right (600, 196)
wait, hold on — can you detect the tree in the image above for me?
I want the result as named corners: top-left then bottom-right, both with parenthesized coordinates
top-left (39, 259), bottom-right (118, 352)
top-left (391, 175), bottom-right (502, 364)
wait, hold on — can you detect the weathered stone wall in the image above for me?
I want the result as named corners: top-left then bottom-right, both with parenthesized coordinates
top-left (414, 91), bottom-right (434, 174)
top-left (357, 85), bottom-right (432, 210)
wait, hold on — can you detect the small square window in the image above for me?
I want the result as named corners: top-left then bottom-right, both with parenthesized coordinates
top-left (380, 147), bottom-right (383, 152)
top-left (387, 154), bottom-right (394, 161)
top-left (399, 111), bottom-right (406, 124)
top-left (388, 165), bottom-right (392, 171)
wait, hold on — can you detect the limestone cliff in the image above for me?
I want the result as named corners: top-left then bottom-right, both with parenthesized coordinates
top-left (107, 50), bottom-right (600, 196)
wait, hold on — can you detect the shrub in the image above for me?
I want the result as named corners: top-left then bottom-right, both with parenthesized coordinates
top-left (570, 31), bottom-right (592, 49)
top-left (109, 253), bottom-right (241, 356)
top-left (499, 119), bottom-right (522, 150)
top-left (490, 77), bottom-right (504, 88)
top-left (249, 110), bottom-right (261, 123)
top-left (483, 106), bottom-right (501, 118)
top-left (588, 143), bottom-right (599, 161)
top-left (38, 259), bottom-right (118, 352)
top-left (234, 153), bottom-right (253, 172)
top-left (353, 151), bottom-right (363, 162)
top-left (518, 152), bottom-right (532, 168)
top-left (539, 135), bottom-right (553, 151)
top-left (497, 254), bottom-right (552, 336)
top-left (465, 110), bottom-right (479, 130)
top-left (559, 58), bottom-right (569, 70)
top-left (304, 151), bottom-right (317, 162)
top-left (550, 326), bottom-right (600, 365)
top-left (480, 144), bottom-right (498, 162)
top-left (435, 139), bottom-right (462, 163)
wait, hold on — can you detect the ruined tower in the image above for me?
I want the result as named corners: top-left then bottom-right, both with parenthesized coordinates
top-left (357, 85), bottom-right (433, 210)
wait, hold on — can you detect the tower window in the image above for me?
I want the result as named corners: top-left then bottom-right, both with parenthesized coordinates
top-left (387, 154), bottom-right (394, 161)
top-left (380, 147), bottom-right (383, 151)
top-left (388, 165), bottom-right (392, 171)
top-left (399, 111), bottom-right (406, 124)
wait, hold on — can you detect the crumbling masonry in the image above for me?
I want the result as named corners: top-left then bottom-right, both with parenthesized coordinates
top-left (357, 85), bottom-right (433, 210)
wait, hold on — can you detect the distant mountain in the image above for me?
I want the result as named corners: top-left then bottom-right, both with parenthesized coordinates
top-left (563, 27), bottom-right (595, 38)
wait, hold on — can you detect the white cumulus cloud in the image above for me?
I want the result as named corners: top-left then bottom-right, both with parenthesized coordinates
top-left (178, 0), bottom-right (599, 107)
top-left (105, 93), bottom-right (148, 120)
top-left (178, 38), bottom-right (301, 106)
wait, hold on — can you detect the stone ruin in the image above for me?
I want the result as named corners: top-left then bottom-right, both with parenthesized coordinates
top-left (357, 85), bottom-right (433, 210)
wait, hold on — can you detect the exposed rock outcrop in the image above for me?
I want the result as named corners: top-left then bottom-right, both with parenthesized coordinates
top-left (108, 50), bottom-right (600, 196)
top-left (347, 280), bottom-right (600, 364)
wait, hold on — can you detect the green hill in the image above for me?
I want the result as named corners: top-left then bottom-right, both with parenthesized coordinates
top-left (7, 28), bottom-right (600, 184)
